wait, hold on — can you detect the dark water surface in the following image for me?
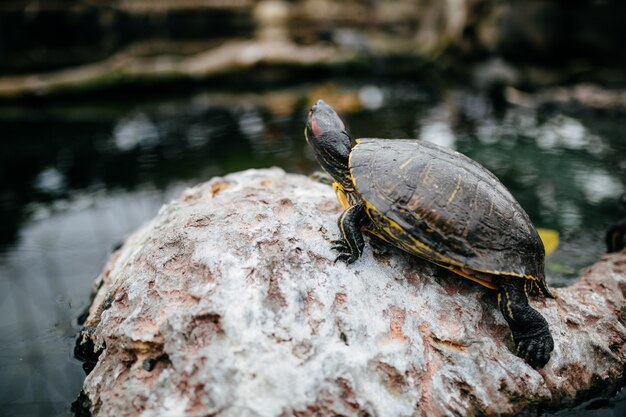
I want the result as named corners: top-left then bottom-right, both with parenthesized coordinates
top-left (0, 82), bottom-right (625, 416)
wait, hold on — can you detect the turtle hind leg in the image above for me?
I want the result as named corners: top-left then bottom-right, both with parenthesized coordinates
top-left (332, 204), bottom-right (367, 264)
top-left (498, 280), bottom-right (554, 368)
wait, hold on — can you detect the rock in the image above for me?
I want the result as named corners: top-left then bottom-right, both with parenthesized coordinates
top-left (77, 168), bottom-right (626, 417)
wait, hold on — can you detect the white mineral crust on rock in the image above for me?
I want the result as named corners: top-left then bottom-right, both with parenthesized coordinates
top-left (80, 168), bottom-right (626, 417)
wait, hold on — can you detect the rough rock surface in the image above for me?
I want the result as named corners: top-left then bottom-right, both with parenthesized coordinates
top-left (79, 168), bottom-right (626, 417)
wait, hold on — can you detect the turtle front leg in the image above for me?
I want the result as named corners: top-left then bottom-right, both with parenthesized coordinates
top-left (332, 204), bottom-right (367, 264)
top-left (498, 281), bottom-right (554, 368)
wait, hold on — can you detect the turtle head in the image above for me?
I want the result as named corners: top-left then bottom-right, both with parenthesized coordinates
top-left (305, 100), bottom-right (353, 187)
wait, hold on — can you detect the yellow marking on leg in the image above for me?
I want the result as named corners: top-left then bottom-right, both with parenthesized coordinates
top-left (349, 206), bottom-right (363, 256)
top-left (447, 178), bottom-right (462, 204)
top-left (338, 205), bottom-right (365, 256)
top-left (533, 281), bottom-right (542, 297)
top-left (333, 183), bottom-right (351, 210)
top-left (338, 209), bottom-right (353, 253)
top-left (503, 288), bottom-right (514, 321)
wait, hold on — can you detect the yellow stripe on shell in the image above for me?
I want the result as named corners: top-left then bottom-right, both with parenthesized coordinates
top-left (447, 177), bottom-right (462, 204)
top-left (399, 156), bottom-right (416, 170)
top-left (363, 199), bottom-right (541, 282)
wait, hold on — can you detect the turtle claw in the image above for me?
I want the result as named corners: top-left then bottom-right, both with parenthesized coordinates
top-left (334, 253), bottom-right (353, 264)
top-left (331, 244), bottom-right (348, 252)
top-left (331, 239), bottom-right (359, 264)
top-left (331, 239), bottom-right (349, 252)
top-left (513, 330), bottom-right (554, 368)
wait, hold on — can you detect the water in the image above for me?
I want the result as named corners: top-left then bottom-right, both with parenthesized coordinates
top-left (0, 81), bottom-right (624, 416)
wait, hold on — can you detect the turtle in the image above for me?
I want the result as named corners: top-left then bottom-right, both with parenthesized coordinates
top-left (305, 99), bottom-right (555, 368)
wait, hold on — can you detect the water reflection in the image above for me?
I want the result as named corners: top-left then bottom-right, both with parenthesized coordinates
top-left (112, 113), bottom-right (159, 151)
top-left (578, 169), bottom-right (623, 204)
top-left (358, 85), bottom-right (385, 110)
top-left (0, 187), bottom-right (186, 417)
top-left (418, 104), bottom-right (456, 148)
top-left (33, 168), bottom-right (66, 194)
top-left (0, 82), bottom-right (624, 415)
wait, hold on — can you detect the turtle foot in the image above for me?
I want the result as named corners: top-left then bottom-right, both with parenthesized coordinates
top-left (332, 204), bottom-right (366, 265)
top-left (331, 239), bottom-right (359, 264)
top-left (513, 329), bottom-right (554, 368)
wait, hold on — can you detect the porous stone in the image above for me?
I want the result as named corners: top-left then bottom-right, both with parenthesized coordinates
top-left (78, 168), bottom-right (626, 417)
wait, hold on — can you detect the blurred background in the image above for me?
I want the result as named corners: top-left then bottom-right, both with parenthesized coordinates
top-left (1, 1), bottom-right (625, 416)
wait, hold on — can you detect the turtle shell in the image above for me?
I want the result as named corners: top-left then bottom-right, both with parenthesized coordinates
top-left (349, 138), bottom-right (545, 284)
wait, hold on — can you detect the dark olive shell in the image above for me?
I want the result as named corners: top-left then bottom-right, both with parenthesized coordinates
top-left (349, 138), bottom-right (545, 280)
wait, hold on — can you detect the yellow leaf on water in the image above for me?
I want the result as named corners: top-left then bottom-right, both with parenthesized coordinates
top-left (537, 228), bottom-right (559, 257)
